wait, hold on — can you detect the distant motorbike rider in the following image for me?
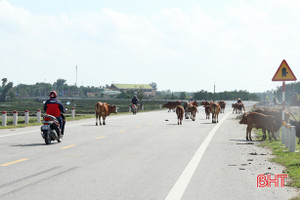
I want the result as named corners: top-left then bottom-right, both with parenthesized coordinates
top-left (237, 98), bottom-right (242, 103)
top-left (44, 91), bottom-right (66, 135)
top-left (131, 95), bottom-right (139, 105)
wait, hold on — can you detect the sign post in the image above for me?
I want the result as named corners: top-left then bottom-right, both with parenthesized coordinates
top-left (272, 59), bottom-right (297, 122)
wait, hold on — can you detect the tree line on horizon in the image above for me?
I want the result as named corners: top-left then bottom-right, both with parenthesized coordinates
top-left (1, 77), bottom-right (293, 102)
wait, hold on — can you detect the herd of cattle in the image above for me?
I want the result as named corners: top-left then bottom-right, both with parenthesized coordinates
top-left (164, 100), bottom-right (300, 142)
top-left (93, 100), bottom-right (300, 142)
top-left (163, 100), bottom-right (232, 125)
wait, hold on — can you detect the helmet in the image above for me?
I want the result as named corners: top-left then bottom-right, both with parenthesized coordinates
top-left (49, 91), bottom-right (57, 98)
top-left (238, 98), bottom-right (241, 100)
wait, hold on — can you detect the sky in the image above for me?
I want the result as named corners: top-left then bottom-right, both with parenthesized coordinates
top-left (1, 0), bottom-right (300, 93)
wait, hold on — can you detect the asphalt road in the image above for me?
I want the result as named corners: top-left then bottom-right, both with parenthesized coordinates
top-left (0, 102), bottom-right (299, 200)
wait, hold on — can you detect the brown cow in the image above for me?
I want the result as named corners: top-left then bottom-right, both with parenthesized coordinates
top-left (254, 108), bottom-right (290, 133)
top-left (183, 101), bottom-right (190, 119)
top-left (184, 101), bottom-right (198, 121)
top-left (176, 105), bottom-right (184, 125)
top-left (232, 103), bottom-right (245, 114)
top-left (95, 102), bottom-right (117, 125)
top-left (188, 105), bottom-right (198, 121)
top-left (218, 100), bottom-right (226, 113)
top-left (209, 102), bottom-right (221, 123)
top-left (163, 101), bottom-right (181, 112)
top-left (191, 100), bottom-right (199, 107)
top-left (201, 101), bottom-right (211, 119)
top-left (239, 112), bottom-right (277, 141)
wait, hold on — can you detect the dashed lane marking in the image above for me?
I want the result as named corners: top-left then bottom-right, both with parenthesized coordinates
top-left (0, 158), bottom-right (28, 167)
top-left (61, 144), bottom-right (76, 150)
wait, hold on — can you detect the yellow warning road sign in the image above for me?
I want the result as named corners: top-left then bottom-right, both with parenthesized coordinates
top-left (272, 59), bottom-right (297, 81)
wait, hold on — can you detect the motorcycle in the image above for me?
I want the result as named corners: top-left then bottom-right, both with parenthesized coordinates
top-left (40, 114), bottom-right (64, 144)
top-left (131, 104), bottom-right (138, 115)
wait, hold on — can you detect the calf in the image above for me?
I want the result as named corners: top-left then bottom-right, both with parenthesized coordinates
top-left (239, 112), bottom-right (277, 141)
top-left (176, 105), bottom-right (184, 125)
top-left (95, 102), bottom-right (117, 125)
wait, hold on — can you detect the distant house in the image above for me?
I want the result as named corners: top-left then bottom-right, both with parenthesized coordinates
top-left (110, 84), bottom-right (156, 97)
top-left (87, 90), bottom-right (121, 98)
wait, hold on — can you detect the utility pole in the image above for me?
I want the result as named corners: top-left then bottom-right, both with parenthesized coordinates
top-left (213, 82), bottom-right (216, 101)
top-left (214, 82), bottom-right (216, 94)
top-left (76, 65), bottom-right (78, 87)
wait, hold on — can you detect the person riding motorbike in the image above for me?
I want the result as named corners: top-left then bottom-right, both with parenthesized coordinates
top-left (43, 91), bottom-right (66, 136)
top-left (131, 95), bottom-right (140, 112)
top-left (131, 95), bottom-right (139, 105)
top-left (237, 98), bottom-right (242, 103)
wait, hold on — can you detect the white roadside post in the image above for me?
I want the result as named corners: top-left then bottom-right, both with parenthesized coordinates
top-left (24, 110), bottom-right (29, 124)
top-left (37, 109), bottom-right (41, 123)
top-left (13, 110), bottom-right (18, 126)
top-left (2, 111), bottom-right (7, 126)
top-left (160, 104), bottom-right (162, 109)
top-left (71, 107), bottom-right (75, 119)
top-left (282, 124), bottom-right (286, 145)
top-left (289, 126), bottom-right (296, 152)
top-left (285, 124), bottom-right (290, 149)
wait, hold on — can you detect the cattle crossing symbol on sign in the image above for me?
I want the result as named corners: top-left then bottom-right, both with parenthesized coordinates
top-left (272, 59), bottom-right (297, 81)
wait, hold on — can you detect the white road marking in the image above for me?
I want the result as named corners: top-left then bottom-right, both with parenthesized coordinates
top-left (165, 112), bottom-right (231, 200)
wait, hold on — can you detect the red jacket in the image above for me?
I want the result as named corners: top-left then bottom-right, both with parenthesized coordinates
top-left (43, 98), bottom-right (66, 117)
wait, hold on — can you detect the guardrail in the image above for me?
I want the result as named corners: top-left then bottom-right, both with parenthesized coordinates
top-left (1, 108), bottom-right (76, 126)
top-left (281, 122), bottom-right (296, 152)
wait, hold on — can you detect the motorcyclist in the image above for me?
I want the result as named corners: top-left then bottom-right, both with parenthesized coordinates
top-left (131, 95), bottom-right (139, 105)
top-left (131, 95), bottom-right (140, 112)
top-left (43, 91), bottom-right (66, 136)
top-left (237, 98), bottom-right (242, 103)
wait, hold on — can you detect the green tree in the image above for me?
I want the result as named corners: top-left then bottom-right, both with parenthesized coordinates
top-left (1, 78), bottom-right (13, 101)
top-left (150, 82), bottom-right (157, 90)
top-left (179, 92), bottom-right (187, 100)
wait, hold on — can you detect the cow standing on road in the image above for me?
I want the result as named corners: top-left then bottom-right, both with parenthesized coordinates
top-left (239, 112), bottom-right (277, 141)
top-left (201, 101), bottom-right (211, 119)
top-left (163, 101), bottom-right (181, 112)
top-left (176, 105), bottom-right (184, 125)
top-left (232, 103), bottom-right (245, 114)
top-left (218, 100), bottom-right (226, 113)
top-left (95, 102), bottom-right (117, 125)
top-left (209, 102), bottom-right (221, 123)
